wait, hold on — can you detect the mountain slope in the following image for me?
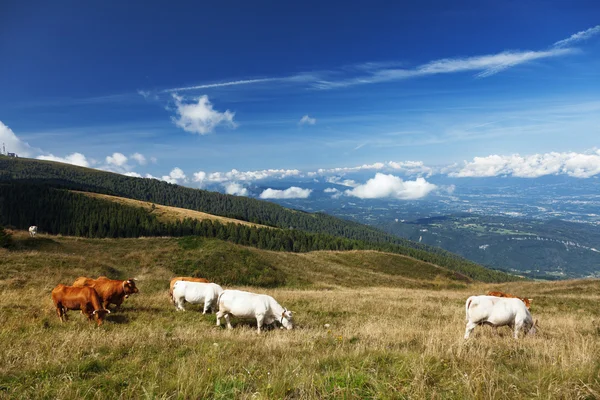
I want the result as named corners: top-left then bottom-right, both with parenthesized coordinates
top-left (0, 157), bottom-right (517, 282)
top-left (2, 231), bottom-right (470, 289)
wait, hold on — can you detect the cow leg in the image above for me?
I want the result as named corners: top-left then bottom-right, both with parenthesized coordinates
top-left (256, 315), bottom-right (264, 334)
top-left (202, 300), bottom-right (209, 314)
top-left (216, 311), bottom-right (223, 326)
top-left (55, 305), bottom-right (65, 322)
top-left (464, 321), bottom-right (478, 339)
top-left (175, 297), bottom-right (185, 311)
top-left (224, 313), bottom-right (233, 330)
top-left (513, 322), bottom-right (523, 339)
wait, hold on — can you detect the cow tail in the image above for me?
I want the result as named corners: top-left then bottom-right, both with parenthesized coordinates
top-left (217, 291), bottom-right (225, 311)
top-left (465, 297), bottom-right (473, 322)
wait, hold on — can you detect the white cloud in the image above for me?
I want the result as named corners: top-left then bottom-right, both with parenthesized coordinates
top-left (387, 160), bottom-right (433, 177)
top-left (299, 115), bottom-right (316, 125)
top-left (105, 152), bottom-right (128, 167)
top-left (259, 187), bottom-right (312, 199)
top-left (451, 150), bottom-right (600, 178)
top-left (0, 120), bottom-right (34, 157)
top-left (324, 187), bottom-right (342, 199)
top-left (161, 167), bottom-right (187, 184)
top-left (171, 94), bottom-right (237, 135)
top-left (37, 152), bottom-right (90, 168)
top-left (318, 162), bottom-right (385, 175)
top-left (314, 48), bottom-right (575, 89)
top-left (345, 174), bottom-right (437, 200)
top-left (193, 168), bottom-right (301, 184)
top-left (325, 176), bottom-right (358, 187)
top-left (124, 172), bottom-right (142, 178)
top-left (223, 182), bottom-right (249, 196)
top-left (553, 25), bottom-right (600, 48)
top-left (131, 153), bottom-right (147, 165)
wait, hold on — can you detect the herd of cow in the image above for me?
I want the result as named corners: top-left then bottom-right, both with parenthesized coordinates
top-left (51, 275), bottom-right (294, 333)
top-left (51, 274), bottom-right (535, 338)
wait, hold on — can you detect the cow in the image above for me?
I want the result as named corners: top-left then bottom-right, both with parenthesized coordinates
top-left (168, 276), bottom-right (210, 304)
top-left (172, 281), bottom-right (223, 313)
top-left (216, 289), bottom-right (294, 333)
top-left (51, 284), bottom-right (110, 326)
top-left (28, 226), bottom-right (37, 237)
top-left (73, 276), bottom-right (139, 310)
top-left (464, 295), bottom-right (536, 339)
top-left (487, 291), bottom-right (532, 309)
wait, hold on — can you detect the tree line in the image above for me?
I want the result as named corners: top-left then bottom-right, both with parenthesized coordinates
top-left (0, 182), bottom-right (517, 282)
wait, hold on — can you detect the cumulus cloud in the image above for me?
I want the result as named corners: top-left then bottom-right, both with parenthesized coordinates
top-left (193, 168), bottom-right (302, 184)
top-left (0, 120), bottom-right (34, 157)
top-left (171, 94), bottom-right (237, 135)
top-left (161, 167), bottom-right (187, 184)
top-left (345, 173), bottom-right (437, 200)
top-left (259, 187), bottom-right (312, 199)
top-left (387, 161), bottom-right (433, 177)
top-left (299, 115), bottom-right (316, 125)
top-left (223, 182), bottom-right (249, 196)
top-left (131, 153), bottom-right (147, 165)
top-left (450, 150), bottom-right (600, 178)
top-left (325, 176), bottom-right (358, 187)
top-left (324, 187), bottom-right (342, 199)
top-left (105, 152), bottom-right (128, 167)
top-left (124, 172), bottom-right (143, 178)
top-left (37, 152), bottom-right (91, 168)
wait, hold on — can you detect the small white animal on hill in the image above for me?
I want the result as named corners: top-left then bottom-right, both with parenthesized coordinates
top-left (28, 226), bottom-right (37, 237)
top-left (172, 281), bottom-right (223, 314)
top-left (464, 295), bottom-right (536, 339)
top-left (216, 289), bottom-right (294, 333)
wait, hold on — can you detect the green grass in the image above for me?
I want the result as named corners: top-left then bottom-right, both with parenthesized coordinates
top-left (1, 232), bottom-right (599, 399)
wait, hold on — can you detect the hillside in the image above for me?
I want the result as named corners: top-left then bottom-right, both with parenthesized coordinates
top-left (1, 231), bottom-right (469, 289)
top-left (1, 231), bottom-right (599, 399)
top-left (0, 157), bottom-right (518, 282)
top-left (77, 191), bottom-right (268, 228)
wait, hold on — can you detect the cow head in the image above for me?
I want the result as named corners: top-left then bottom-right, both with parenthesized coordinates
top-left (123, 279), bottom-right (139, 298)
top-left (280, 309), bottom-right (294, 330)
top-left (92, 309), bottom-right (111, 326)
top-left (527, 319), bottom-right (538, 335)
top-left (521, 298), bottom-right (532, 309)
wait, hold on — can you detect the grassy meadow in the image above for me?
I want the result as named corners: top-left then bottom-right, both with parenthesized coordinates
top-left (1, 232), bottom-right (600, 399)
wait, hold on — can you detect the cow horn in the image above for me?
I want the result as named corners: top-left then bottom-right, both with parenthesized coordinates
top-left (105, 309), bottom-right (111, 314)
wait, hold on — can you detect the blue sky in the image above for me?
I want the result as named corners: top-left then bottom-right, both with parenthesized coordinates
top-left (1, 1), bottom-right (599, 198)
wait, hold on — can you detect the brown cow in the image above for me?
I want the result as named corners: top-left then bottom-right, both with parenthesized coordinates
top-left (169, 277), bottom-right (209, 303)
top-left (51, 284), bottom-right (110, 326)
top-left (487, 291), bottom-right (532, 309)
top-left (73, 276), bottom-right (139, 310)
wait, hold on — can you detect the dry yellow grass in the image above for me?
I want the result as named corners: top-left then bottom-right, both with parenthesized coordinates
top-left (76, 191), bottom-right (269, 228)
top-left (1, 233), bottom-right (599, 399)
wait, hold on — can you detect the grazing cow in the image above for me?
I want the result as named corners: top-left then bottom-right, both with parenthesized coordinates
top-left (172, 281), bottom-right (223, 313)
top-left (73, 276), bottom-right (139, 310)
top-left (51, 284), bottom-right (110, 326)
top-left (216, 289), bottom-right (294, 333)
top-left (487, 291), bottom-right (532, 309)
top-left (168, 276), bottom-right (210, 304)
top-left (28, 226), bottom-right (37, 237)
top-left (465, 295), bottom-right (536, 339)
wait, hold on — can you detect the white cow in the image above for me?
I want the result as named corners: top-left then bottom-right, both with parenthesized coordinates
top-left (28, 226), bottom-right (37, 237)
top-left (464, 295), bottom-right (536, 339)
top-left (216, 289), bottom-right (294, 333)
top-left (172, 281), bottom-right (223, 314)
